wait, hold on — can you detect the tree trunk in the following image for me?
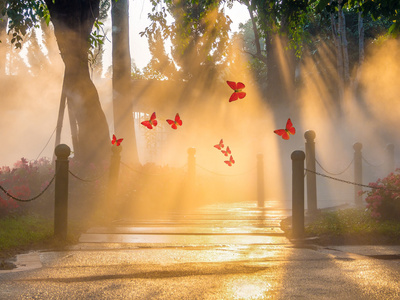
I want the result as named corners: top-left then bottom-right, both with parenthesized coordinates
top-left (111, 0), bottom-right (139, 165)
top-left (358, 11), bottom-right (365, 64)
top-left (331, 12), bottom-right (344, 101)
top-left (45, 0), bottom-right (110, 165)
top-left (0, 10), bottom-right (7, 75)
top-left (339, 3), bottom-right (350, 83)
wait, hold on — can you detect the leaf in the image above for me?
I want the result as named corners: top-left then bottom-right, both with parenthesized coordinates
top-left (315, 0), bottom-right (331, 12)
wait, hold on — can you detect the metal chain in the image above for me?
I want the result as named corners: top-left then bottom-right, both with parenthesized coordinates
top-left (362, 156), bottom-right (384, 168)
top-left (305, 168), bottom-right (400, 192)
top-left (0, 175), bottom-right (56, 202)
top-left (315, 158), bottom-right (354, 176)
top-left (68, 170), bottom-right (106, 182)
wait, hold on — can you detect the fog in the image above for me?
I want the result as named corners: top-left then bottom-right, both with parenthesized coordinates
top-left (1, 24), bottom-right (400, 220)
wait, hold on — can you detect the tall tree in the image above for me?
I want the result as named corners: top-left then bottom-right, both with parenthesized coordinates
top-left (111, 0), bottom-right (139, 165)
top-left (240, 0), bottom-right (308, 104)
top-left (5, 0), bottom-right (110, 165)
top-left (144, 0), bottom-right (231, 90)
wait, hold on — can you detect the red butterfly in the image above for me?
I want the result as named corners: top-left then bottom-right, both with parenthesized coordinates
top-left (221, 146), bottom-right (231, 157)
top-left (274, 118), bottom-right (296, 140)
top-left (227, 81), bottom-right (246, 102)
top-left (111, 134), bottom-right (123, 146)
top-left (141, 112), bottom-right (157, 129)
top-left (224, 155), bottom-right (235, 166)
top-left (166, 113), bottom-right (183, 129)
top-left (214, 139), bottom-right (224, 150)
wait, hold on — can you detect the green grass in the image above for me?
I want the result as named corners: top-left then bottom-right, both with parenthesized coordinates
top-left (0, 214), bottom-right (84, 257)
top-left (304, 209), bottom-right (400, 245)
top-left (0, 215), bottom-right (53, 251)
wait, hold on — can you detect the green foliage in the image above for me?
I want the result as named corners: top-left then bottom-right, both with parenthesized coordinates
top-left (315, 0), bottom-right (400, 35)
top-left (3, 0), bottom-right (109, 53)
top-left (2, 0), bottom-right (47, 48)
top-left (303, 208), bottom-right (400, 244)
top-left (142, 0), bottom-right (231, 80)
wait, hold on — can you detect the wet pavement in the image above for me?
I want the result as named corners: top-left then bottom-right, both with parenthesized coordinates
top-left (1, 202), bottom-right (400, 299)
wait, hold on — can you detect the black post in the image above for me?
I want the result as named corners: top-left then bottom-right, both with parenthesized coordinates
top-left (292, 150), bottom-right (305, 239)
top-left (353, 142), bottom-right (363, 206)
top-left (257, 153), bottom-right (265, 208)
top-left (54, 144), bottom-right (71, 240)
top-left (385, 144), bottom-right (395, 175)
top-left (304, 130), bottom-right (317, 215)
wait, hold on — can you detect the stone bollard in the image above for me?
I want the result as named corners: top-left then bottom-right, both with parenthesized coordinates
top-left (304, 130), bottom-right (317, 215)
top-left (353, 142), bottom-right (363, 206)
top-left (54, 144), bottom-right (71, 240)
top-left (257, 153), bottom-right (265, 208)
top-left (292, 150), bottom-right (305, 239)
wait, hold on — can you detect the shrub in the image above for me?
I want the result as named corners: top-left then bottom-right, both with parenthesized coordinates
top-left (363, 169), bottom-right (400, 221)
top-left (0, 157), bottom-right (54, 217)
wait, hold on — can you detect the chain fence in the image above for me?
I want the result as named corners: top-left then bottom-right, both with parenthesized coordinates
top-left (0, 174), bottom-right (56, 202)
top-left (68, 170), bottom-right (106, 182)
top-left (362, 155), bottom-right (384, 168)
top-left (305, 168), bottom-right (400, 193)
top-left (315, 157), bottom-right (354, 176)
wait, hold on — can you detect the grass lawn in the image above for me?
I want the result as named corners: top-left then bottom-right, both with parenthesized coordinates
top-left (281, 208), bottom-right (400, 245)
top-left (0, 214), bottom-right (84, 269)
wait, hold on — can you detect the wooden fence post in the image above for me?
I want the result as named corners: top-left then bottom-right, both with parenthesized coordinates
top-left (304, 130), bottom-right (318, 215)
top-left (257, 153), bottom-right (265, 208)
top-left (292, 150), bottom-right (305, 239)
top-left (54, 144), bottom-right (71, 240)
top-left (353, 142), bottom-right (363, 206)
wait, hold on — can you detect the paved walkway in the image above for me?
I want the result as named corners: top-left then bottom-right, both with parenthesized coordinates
top-left (1, 202), bottom-right (400, 299)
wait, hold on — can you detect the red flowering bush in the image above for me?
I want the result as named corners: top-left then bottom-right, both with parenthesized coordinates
top-left (0, 157), bottom-right (54, 217)
top-left (363, 169), bottom-right (400, 221)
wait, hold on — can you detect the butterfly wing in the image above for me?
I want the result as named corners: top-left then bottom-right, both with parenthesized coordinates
top-left (149, 112), bottom-right (157, 127)
top-left (229, 92), bottom-right (239, 102)
top-left (222, 146), bottom-right (231, 156)
top-left (286, 118), bottom-right (296, 135)
top-left (175, 114), bottom-right (182, 126)
top-left (237, 92), bottom-right (246, 99)
top-left (112, 134), bottom-right (117, 145)
top-left (225, 155), bottom-right (235, 166)
top-left (166, 119), bottom-right (174, 125)
top-left (274, 129), bottom-right (290, 140)
top-left (141, 120), bottom-right (153, 129)
top-left (226, 146), bottom-right (231, 155)
top-left (116, 138), bottom-right (123, 146)
top-left (236, 82), bottom-right (245, 90)
top-left (226, 81), bottom-right (237, 90)
top-left (214, 139), bottom-right (224, 150)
